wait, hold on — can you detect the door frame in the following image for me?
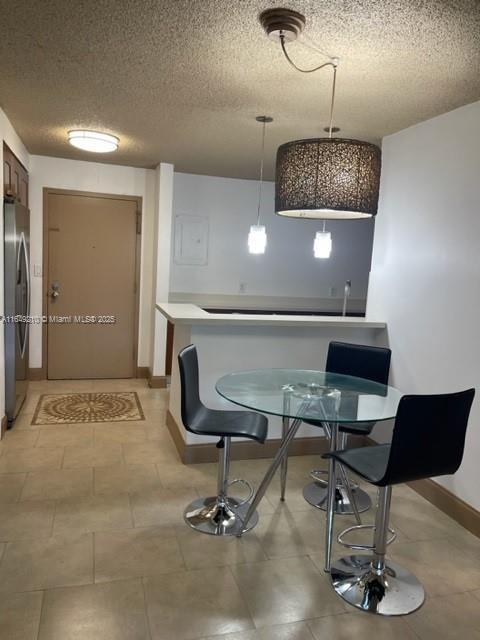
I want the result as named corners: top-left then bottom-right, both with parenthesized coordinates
top-left (41, 187), bottom-right (142, 379)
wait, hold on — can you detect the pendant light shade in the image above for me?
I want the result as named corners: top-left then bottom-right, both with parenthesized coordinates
top-left (248, 225), bottom-right (267, 254)
top-left (275, 138), bottom-right (381, 219)
top-left (313, 230), bottom-right (332, 259)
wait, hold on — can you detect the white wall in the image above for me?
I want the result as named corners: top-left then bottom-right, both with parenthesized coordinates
top-left (367, 100), bottom-right (480, 511)
top-left (0, 108), bottom-right (30, 418)
top-left (151, 163), bottom-right (174, 376)
top-left (170, 172), bottom-right (375, 304)
top-left (28, 156), bottom-right (157, 368)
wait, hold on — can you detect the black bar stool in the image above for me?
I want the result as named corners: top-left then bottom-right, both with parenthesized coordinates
top-left (324, 388), bottom-right (475, 616)
top-left (178, 345), bottom-right (268, 536)
top-left (303, 341), bottom-right (391, 515)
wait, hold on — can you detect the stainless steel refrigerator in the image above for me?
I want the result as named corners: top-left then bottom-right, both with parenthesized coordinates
top-left (4, 199), bottom-right (30, 426)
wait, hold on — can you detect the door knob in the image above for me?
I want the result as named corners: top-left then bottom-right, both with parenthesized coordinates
top-left (50, 281), bottom-right (60, 299)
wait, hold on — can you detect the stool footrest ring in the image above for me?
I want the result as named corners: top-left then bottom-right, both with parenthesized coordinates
top-left (337, 523), bottom-right (397, 551)
top-left (309, 469), bottom-right (329, 487)
top-left (228, 478), bottom-right (254, 507)
top-left (309, 468), bottom-right (359, 490)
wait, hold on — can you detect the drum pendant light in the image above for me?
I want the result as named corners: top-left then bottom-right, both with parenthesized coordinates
top-left (276, 137), bottom-right (381, 219)
top-left (248, 116), bottom-right (273, 255)
top-left (260, 8), bottom-right (381, 221)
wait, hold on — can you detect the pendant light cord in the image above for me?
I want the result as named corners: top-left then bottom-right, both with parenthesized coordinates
top-left (278, 34), bottom-right (340, 226)
top-left (279, 34), bottom-right (339, 138)
top-left (327, 65), bottom-right (337, 138)
top-left (279, 39), bottom-right (339, 227)
top-left (256, 118), bottom-right (267, 225)
top-left (280, 34), bottom-right (337, 73)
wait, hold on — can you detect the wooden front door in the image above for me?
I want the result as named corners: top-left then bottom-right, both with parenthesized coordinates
top-left (45, 190), bottom-right (140, 379)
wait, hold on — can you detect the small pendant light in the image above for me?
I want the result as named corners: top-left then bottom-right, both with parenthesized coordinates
top-left (248, 116), bottom-right (273, 254)
top-left (314, 221), bottom-right (332, 259)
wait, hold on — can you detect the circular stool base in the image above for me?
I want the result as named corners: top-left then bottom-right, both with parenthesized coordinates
top-left (330, 554), bottom-right (425, 615)
top-left (184, 496), bottom-right (259, 536)
top-left (303, 481), bottom-right (371, 514)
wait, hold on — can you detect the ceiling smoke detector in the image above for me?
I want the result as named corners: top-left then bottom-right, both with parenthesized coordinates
top-left (259, 8), bottom-right (306, 43)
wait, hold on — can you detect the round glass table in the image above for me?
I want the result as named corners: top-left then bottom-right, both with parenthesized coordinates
top-left (216, 369), bottom-right (402, 571)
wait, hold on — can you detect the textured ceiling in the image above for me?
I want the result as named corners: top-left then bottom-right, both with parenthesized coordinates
top-left (1, 0), bottom-right (479, 179)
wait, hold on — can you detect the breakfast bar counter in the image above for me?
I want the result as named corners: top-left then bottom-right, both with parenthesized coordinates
top-left (157, 302), bottom-right (385, 329)
top-left (156, 302), bottom-right (387, 461)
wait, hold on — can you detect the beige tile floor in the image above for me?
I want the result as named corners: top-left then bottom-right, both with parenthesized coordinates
top-left (0, 379), bottom-right (479, 639)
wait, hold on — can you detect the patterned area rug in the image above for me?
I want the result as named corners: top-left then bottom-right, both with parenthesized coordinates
top-left (32, 392), bottom-right (145, 425)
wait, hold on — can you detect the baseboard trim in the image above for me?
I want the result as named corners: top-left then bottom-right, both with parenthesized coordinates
top-left (408, 478), bottom-right (480, 539)
top-left (29, 368), bottom-right (46, 381)
top-left (149, 375), bottom-right (168, 389)
top-left (29, 367), bottom-right (154, 382)
top-left (166, 409), bottom-right (342, 464)
top-left (365, 437), bottom-right (480, 539)
top-left (166, 411), bottom-right (188, 461)
top-left (1, 415), bottom-right (7, 439)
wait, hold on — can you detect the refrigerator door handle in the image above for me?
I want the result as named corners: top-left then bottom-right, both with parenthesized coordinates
top-left (17, 231), bottom-right (30, 359)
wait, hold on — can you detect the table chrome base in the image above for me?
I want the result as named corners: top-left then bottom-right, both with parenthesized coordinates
top-left (330, 554), bottom-right (425, 616)
top-left (303, 480), bottom-right (372, 515)
top-left (184, 496), bottom-right (259, 536)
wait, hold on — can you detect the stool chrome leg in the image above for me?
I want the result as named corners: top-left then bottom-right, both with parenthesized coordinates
top-left (184, 437), bottom-right (259, 536)
top-left (330, 486), bottom-right (425, 615)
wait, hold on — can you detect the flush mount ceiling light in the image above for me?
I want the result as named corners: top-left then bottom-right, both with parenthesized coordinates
top-left (68, 130), bottom-right (119, 153)
top-left (259, 8), bottom-right (381, 220)
top-left (248, 116), bottom-right (273, 255)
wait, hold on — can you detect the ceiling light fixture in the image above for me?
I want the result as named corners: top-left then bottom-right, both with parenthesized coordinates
top-left (68, 130), bottom-right (119, 153)
top-left (248, 115), bottom-right (273, 255)
top-left (259, 8), bottom-right (381, 221)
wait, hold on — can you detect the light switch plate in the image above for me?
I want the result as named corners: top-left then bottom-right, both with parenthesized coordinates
top-left (33, 264), bottom-right (42, 277)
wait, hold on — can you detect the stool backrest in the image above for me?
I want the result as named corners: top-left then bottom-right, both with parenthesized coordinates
top-left (381, 389), bottom-right (475, 485)
top-left (178, 344), bottom-right (203, 433)
top-left (326, 341), bottom-right (391, 386)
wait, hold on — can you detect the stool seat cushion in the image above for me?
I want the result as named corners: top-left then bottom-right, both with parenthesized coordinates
top-left (189, 406), bottom-right (268, 443)
top-left (324, 444), bottom-right (390, 486)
